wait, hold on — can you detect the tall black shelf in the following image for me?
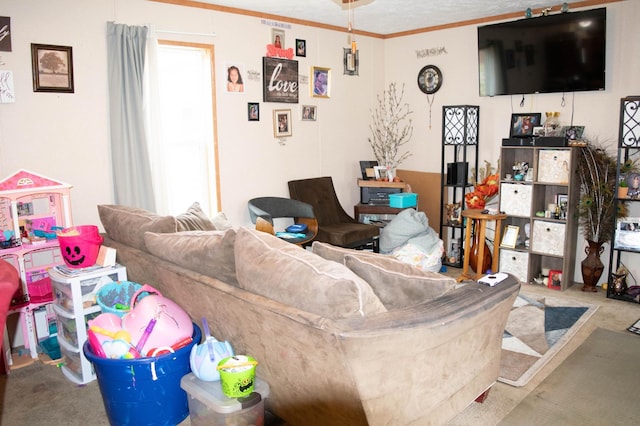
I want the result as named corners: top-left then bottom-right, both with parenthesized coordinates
top-left (608, 96), bottom-right (640, 303)
top-left (439, 105), bottom-right (479, 268)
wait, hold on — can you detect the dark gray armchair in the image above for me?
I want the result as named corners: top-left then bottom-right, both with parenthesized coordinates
top-left (247, 197), bottom-right (318, 246)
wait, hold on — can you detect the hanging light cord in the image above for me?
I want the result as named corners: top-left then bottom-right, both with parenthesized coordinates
top-left (427, 94), bottom-right (435, 130)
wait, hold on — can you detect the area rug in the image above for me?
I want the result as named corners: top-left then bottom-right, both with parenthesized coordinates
top-left (499, 328), bottom-right (640, 425)
top-left (627, 318), bottom-right (640, 335)
top-left (498, 293), bottom-right (598, 387)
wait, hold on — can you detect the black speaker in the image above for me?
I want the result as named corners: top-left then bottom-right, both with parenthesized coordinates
top-left (446, 162), bottom-right (468, 185)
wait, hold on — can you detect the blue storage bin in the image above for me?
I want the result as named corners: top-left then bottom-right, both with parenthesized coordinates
top-left (389, 193), bottom-right (417, 208)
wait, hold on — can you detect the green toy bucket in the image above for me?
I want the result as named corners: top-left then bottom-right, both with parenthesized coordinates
top-left (218, 355), bottom-right (258, 398)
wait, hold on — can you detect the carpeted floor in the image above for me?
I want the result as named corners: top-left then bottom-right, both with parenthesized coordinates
top-left (498, 327), bottom-right (640, 425)
top-left (2, 278), bottom-right (639, 425)
top-left (499, 294), bottom-right (598, 387)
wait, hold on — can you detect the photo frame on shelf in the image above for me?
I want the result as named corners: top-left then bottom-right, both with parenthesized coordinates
top-left (509, 113), bottom-right (541, 138)
top-left (614, 217), bottom-right (640, 250)
top-left (548, 269), bottom-right (562, 289)
top-left (500, 225), bottom-right (519, 248)
top-left (359, 160), bottom-right (378, 180)
top-left (31, 43), bottom-right (74, 93)
top-left (627, 173), bottom-right (640, 198)
top-left (273, 109), bottom-right (292, 137)
top-left (373, 165), bottom-right (388, 180)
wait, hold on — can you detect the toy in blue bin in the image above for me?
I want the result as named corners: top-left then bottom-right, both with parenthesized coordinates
top-left (96, 281), bottom-right (145, 318)
top-left (190, 317), bottom-right (234, 381)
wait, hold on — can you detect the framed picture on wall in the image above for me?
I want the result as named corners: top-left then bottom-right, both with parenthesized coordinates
top-left (311, 66), bottom-right (330, 98)
top-left (510, 113), bottom-right (541, 138)
top-left (31, 43), bottom-right (74, 93)
top-left (273, 109), bottom-right (292, 137)
top-left (247, 103), bottom-right (259, 121)
top-left (296, 39), bottom-right (306, 57)
top-left (301, 105), bottom-right (316, 121)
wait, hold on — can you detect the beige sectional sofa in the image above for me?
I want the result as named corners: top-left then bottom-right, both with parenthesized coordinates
top-left (97, 204), bottom-right (520, 426)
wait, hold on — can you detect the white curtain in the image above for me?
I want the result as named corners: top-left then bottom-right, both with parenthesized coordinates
top-left (106, 22), bottom-right (156, 211)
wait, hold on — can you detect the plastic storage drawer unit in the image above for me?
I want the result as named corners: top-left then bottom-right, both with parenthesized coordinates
top-left (180, 373), bottom-right (270, 426)
top-left (388, 192), bottom-right (417, 208)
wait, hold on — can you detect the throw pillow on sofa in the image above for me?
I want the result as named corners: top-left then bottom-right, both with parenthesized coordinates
top-left (98, 204), bottom-right (177, 251)
top-left (234, 227), bottom-right (387, 320)
top-left (344, 254), bottom-right (457, 310)
top-left (175, 202), bottom-right (217, 231)
top-left (144, 229), bottom-right (238, 285)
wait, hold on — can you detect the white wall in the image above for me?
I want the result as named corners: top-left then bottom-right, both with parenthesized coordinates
top-left (1, 0), bottom-right (639, 283)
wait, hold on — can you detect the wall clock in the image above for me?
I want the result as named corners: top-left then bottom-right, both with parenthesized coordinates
top-left (417, 65), bottom-right (442, 94)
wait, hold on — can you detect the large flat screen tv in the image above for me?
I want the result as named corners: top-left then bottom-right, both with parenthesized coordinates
top-left (478, 8), bottom-right (606, 97)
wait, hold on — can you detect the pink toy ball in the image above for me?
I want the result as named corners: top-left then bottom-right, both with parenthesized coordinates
top-left (57, 225), bottom-right (104, 269)
top-left (122, 284), bottom-right (193, 356)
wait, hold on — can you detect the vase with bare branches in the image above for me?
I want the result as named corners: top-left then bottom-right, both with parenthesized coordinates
top-left (368, 83), bottom-right (413, 180)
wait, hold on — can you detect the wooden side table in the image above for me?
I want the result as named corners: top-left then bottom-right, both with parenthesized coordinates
top-left (459, 209), bottom-right (508, 282)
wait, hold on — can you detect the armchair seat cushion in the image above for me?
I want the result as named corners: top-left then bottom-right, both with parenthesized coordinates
top-left (318, 223), bottom-right (379, 248)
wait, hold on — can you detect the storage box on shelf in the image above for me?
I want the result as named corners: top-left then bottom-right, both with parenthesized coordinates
top-left (49, 264), bottom-right (127, 384)
top-left (608, 96), bottom-right (640, 303)
top-left (498, 144), bottom-right (579, 290)
top-left (0, 170), bottom-right (73, 365)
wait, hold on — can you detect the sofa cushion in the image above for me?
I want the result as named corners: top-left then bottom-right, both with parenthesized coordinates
top-left (235, 227), bottom-right (386, 319)
top-left (344, 254), bottom-right (457, 310)
top-left (176, 202), bottom-right (217, 232)
top-left (98, 205), bottom-right (177, 251)
top-left (144, 229), bottom-right (238, 285)
top-left (311, 241), bottom-right (379, 263)
top-left (210, 211), bottom-right (234, 231)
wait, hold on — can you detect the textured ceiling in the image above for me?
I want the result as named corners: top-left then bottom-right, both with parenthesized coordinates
top-left (194, 0), bottom-right (592, 35)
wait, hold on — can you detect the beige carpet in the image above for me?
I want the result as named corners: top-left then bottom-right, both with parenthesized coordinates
top-left (499, 294), bottom-right (598, 387)
top-left (499, 327), bottom-right (640, 425)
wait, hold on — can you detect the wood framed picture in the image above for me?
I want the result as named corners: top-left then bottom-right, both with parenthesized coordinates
top-left (510, 113), bottom-right (541, 138)
top-left (247, 103), bottom-right (259, 121)
top-left (262, 57), bottom-right (299, 103)
top-left (500, 225), bottom-right (519, 248)
top-left (31, 43), bottom-right (74, 93)
top-left (311, 66), bottom-right (330, 98)
top-left (273, 109), bottom-right (292, 137)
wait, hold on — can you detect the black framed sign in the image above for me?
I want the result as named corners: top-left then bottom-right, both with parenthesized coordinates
top-left (262, 57), bottom-right (298, 103)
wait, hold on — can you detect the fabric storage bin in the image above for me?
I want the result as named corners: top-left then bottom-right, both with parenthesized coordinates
top-left (499, 183), bottom-right (532, 217)
top-left (388, 193), bottom-right (417, 208)
top-left (181, 373), bottom-right (270, 426)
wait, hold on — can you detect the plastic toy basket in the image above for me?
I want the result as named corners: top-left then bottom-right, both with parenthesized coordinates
top-left (96, 281), bottom-right (144, 318)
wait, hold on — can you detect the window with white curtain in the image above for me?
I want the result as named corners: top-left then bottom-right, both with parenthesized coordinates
top-left (149, 41), bottom-right (219, 216)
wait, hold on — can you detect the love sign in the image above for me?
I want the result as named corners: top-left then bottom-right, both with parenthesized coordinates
top-left (262, 57), bottom-right (298, 104)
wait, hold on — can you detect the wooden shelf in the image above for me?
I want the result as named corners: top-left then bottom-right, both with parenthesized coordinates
top-left (357, 179), bottom-right (407, 189)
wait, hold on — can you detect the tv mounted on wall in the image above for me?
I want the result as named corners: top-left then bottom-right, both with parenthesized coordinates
top-left (478, 8), bottom-right (606, 97)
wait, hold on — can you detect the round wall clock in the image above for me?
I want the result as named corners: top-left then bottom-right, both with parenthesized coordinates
top-left (417, 65), bottom-right (442, 94)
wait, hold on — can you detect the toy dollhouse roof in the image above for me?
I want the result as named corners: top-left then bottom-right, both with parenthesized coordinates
top-left (0, 169), bottom-right (72, 195)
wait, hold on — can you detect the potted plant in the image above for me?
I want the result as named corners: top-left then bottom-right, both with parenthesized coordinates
top-left (368, 83), bottom-right (413, 181)
top-left (618, 177), bottom-right (628, 199)
top-left (576, 140), bottom-right (631, 292)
